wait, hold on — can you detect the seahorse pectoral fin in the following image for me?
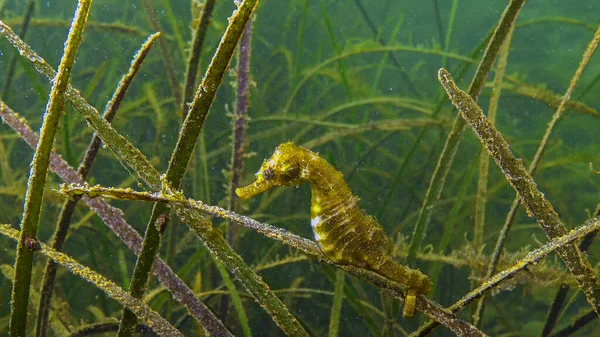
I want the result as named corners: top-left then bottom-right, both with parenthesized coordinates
top-left (236, 176), bottom-right (273, 199)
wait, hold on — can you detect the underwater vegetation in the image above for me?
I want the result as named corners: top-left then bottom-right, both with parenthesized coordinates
top-left (0, 0), bottom-right (599, 336)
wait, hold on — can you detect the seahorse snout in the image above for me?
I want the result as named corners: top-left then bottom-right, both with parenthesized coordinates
top-left (236, 174), bottom-right (273, 199)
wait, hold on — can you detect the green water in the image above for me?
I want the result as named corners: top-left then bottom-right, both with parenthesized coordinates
top-left (0, 0), bottom-right (599, 336)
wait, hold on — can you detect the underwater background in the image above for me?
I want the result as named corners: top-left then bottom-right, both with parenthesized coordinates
top-left (0, 0), bottom-right (599, 336)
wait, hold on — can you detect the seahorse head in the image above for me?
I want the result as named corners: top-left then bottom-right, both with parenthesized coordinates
top-left (236, 142), bottom-right (308, 199)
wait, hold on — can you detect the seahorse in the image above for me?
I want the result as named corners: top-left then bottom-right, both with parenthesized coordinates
top-left (236, 142), bottom-right (431, 315)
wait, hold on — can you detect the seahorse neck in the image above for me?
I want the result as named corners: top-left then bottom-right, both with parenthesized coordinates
top-left (301, 154), bottom-right (356, 219)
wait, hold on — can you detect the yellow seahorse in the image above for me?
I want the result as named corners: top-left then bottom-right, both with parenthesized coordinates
top-left (236, 142), bottom-right (431, 316)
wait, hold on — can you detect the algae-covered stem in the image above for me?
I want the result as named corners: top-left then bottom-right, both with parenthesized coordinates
top-left (0, 102), bottom-right (233, 337)
top-left (437, 68), bottom-right (600, 314)
top-left (182, 0), bottom-right (217, 117)
top-left (1, 225), bottom-right (184, 337)
top-left (405, 0), bottom-right (527, 267)
top-left (35, 32), bottom-right (161, 337)
top-left (471, 25), bottom-right (514, 329)
top-left (474, 24), bottom-right (600, 329)
top-left (73, 182), bottom-right (591, 336)
top-left (221, 15), bottom-right (254, 321)
top-left (1, 7), bottom-right (308, 335)
top-left (9, 1), bottom-right (93, 336)
top-left (411, 214), bottom-right (600, 337)
top-left (117, 0), bottom-right (261, 335)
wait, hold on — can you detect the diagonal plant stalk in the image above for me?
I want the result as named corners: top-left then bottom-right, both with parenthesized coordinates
top-left (541, 226), bottom-right (598, 337)
top-left (59, 184), bottom-right (488, 336)
top-left (64, 183), bottom-right (600, 336)
top-left (8, 1), bottom-right (93, 336)
top-left (34, 32), bottom-right (161, 337)
top-left (1, 13), bottom-right (307, 336)
top-left (410, 215), bottom-right (600, 337)
top-left (117, 1), bottom-right (260, 335)
top-left (0, 224), bottom-right (184, 337)
top-left (438, 67), bottom-right (600, 314)
top-left (470, 25), bottom-right (514, 328)
top-left (0, 101), bottom-right (233, 337)
top-left (473, 24), bottom-right (600, 328)
top-left (0, 19), bottom-right (163, 188)
top-left (405, 0), bottom-right (527, 267)
top-left (165, 0), bottom-right (216, 319)
top-left (1, 3), bottom-right (309, 336)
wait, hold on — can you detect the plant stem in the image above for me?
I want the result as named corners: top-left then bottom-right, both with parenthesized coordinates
top-left (34, 32), bottom-right (160, 337)
top-left (405, 0), bottom-right (527, 267)
top-left (9, 1), bottom-right (92, 336)
top-left (118, 1), bottom-right (261, 335)
top-left (0, 99), bottom-right (233, 337)
top-left (438, 67), bottom-right (600, 316)
top-left (1, 225), bottom-right (184, 337)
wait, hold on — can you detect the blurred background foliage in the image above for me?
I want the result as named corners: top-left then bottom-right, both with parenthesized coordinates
top-left (0, 0), bottom-right (599, 336)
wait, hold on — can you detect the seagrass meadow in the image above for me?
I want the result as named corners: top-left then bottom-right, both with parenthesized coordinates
top-left (1, 0), bottom-right (600, 336)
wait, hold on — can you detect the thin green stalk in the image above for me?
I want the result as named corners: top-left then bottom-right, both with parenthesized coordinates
top-left (0, 20), bottom-right (162, 188)
top-left (471, 25), bottom-right (514, 328)
top-left (430, 150), bottom-right (479, 301)
top-left (182, 0), bottom-right (216, 117)
top-left (1, 0), bottom-right (34, 101)
top-left (372, 16), bottom-right (404, 91)
top-left (405, 0), bottom-right (527, 267)
top-left (34, 32), bottom-right (160, 337)
top-left (381, 292), bottom-right (395, 337)
top-left (319, 0), bottom-right (352, 103)
top-left (171, 0), bottom-right (216, 278)
top-left (411, 215), bottom-right (600, 336)
top-left (0, 102), bottom-right (232, 337)
top-left (353, 0), bottom-right (419, 97)
top-left (431, 0), bottom-right (444, 50)
top-left (473, 23), bottom-right (600, 328)
top-left (294, 0), bottom-right (308, 76)
top-left (438, 67), bottom-right (600, 315)
top-left (328, 269), bottom-right (345, 337)
top-left (211, 256), bottom-right (252, 337)
top-left (9, 2), bottom-right (92, 336)
top-left (61, 184), bottom-right (486, 336)
top-left (160, 0), bottom-right (186, 58)
top-left (0, 225), bottom-right (183, 337)
top-left (321, 265), bottom-right (381, 336)
top-left (118, 1), bottom-right (261, 335)
top-left (141, 0), bottom-right (182, 109)
top-left (441, 0), bottom-right (459, 69)
top-left (473, 26), bottom-right (514, 249)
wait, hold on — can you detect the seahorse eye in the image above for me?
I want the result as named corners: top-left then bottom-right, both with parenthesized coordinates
top-left (262, 168), bottom-right (275, 180)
